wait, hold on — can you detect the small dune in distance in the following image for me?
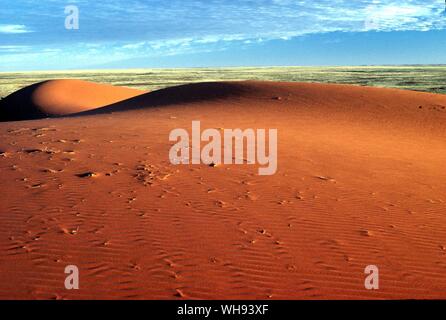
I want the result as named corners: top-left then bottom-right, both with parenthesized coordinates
top-left (1, 76), bottom-right (446, 299)
top-left (0, 79), bottom-right (145, 121)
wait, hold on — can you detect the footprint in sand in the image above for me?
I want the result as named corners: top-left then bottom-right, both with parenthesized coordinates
top-left (60, 226), bottom-right (79, 235)
top-left (174, 289), bottom-right (186, 298)
top-left (76, 171), bottom-right (99, 178)
top-left (127, 260), bottom-right (141, 271)
top-left (41, 168), bottom-right (63, 173)
top-left (28, 183), bottom-right (45, 189)
top-left (245, 191), bottom-right (258, 201)
top-left (23, 148), bottom-right (44, 154)
top-left (359, 229), bottom-right (373, 237)
top-left (315, 175), bottom-right (336, 182)
top-left (215, 200), bottom-right (227, 208)
top-left (102, 240), bottom-right (111, 247)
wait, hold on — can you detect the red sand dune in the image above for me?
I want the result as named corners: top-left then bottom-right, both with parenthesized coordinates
top-left (1, 80), bottom-right (446, 299)
top-left (0, 79), bottom-right (145, 121)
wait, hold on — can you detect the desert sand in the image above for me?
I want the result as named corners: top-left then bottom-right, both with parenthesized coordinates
top-left (1, 80), bottom-right (446, 299)
top-left (0, 79), bottom-right (145, 121)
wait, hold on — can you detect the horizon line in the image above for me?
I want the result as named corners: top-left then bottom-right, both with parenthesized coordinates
top-left (2, 64), bottom-right (446, 74)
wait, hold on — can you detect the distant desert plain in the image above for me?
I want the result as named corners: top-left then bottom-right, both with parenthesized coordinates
top-left (1, 67), bottom-right (446, 299)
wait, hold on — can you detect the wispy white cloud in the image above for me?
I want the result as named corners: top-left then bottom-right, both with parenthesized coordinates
top-left (362, 2), bottom-right (442, 31)
top-left (0, 45), bottom-right (31, 53)
top-left (1, 0), bottom-right (446, 70)
top-left (0, 24), bottom-right (32, 34)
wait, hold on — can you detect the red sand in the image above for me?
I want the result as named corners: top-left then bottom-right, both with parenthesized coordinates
top-left (1, 80), bottom-right (446, 299)
top-left (0, 79), bottom-right (145, 121)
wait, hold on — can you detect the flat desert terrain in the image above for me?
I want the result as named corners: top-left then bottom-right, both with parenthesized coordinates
top-left (2, 66), bottom-right (446, 99)
top-left (1, 78), bottom-right (446, 299)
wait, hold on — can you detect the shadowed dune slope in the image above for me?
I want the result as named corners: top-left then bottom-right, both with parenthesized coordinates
top-left (78, 80), bottom-right (446, 134)
top-left (0, 79), bottom-right (145, 121)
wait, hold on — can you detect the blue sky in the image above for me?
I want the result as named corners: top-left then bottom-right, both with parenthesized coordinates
top-left (1, 0), bottom-right (446, 71)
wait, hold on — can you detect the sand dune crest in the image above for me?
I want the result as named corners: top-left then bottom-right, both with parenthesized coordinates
top-left (0, 79), bottom-right (145, 121)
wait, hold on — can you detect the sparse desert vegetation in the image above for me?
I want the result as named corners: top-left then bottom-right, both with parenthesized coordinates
top-left (1, 66), bottom-right (446, 99)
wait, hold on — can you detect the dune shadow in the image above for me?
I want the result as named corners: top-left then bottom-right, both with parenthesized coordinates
top-left (0, 81), bottom-right (253, 122)
top-left (0, 81), bottom-right (52, 122)
top-left (71, 81), bottom-right (251, 118)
